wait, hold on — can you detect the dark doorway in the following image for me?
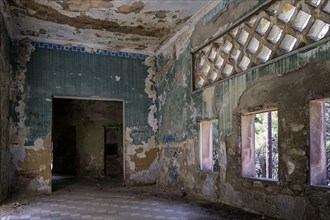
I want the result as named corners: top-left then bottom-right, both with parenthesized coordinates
top-left (105, 126), bottom-right (123, 177)
top-left (52, 97), bottom-right (124, 189)
top-left (52, 126), bottom-right (77, 175)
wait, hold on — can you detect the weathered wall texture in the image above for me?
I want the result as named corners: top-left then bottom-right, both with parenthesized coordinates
top-left (9, 44), bottom-right (159, 192)
top-left (5, 0), bottom-right (207, 54)
top-left (0, 12), bottom-right (11, 203)
top-left (155, 0), bottom-right (330, 219)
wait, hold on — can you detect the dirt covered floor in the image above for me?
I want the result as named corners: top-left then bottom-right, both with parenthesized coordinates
top-left (0, 177), bottom-right (274, 220)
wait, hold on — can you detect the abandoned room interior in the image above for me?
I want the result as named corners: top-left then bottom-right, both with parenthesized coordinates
top-left (0, 0), bottom-right (329, 219)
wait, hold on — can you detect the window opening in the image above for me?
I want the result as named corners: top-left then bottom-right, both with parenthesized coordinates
top-left (310, 99), bottom-right (330, 187)
top-left (242, 110), bottom-right (278, 180)
top-left (200, 120), bottom-right (219, 172)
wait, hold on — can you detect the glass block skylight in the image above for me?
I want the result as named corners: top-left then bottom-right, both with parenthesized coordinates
top-left (193, 0), bottom-right (330, 90)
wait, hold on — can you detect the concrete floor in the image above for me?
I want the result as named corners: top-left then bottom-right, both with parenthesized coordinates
top-left (0, 177), bottom-right (267, 220)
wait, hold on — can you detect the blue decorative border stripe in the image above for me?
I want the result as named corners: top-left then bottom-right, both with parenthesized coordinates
top-left (30, 41), bottom-right (148, 60)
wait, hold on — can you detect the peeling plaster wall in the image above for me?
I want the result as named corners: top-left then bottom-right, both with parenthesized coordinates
top-left (0, 12), bottom-right (11, 203)
top-left (155, 0), bottom-right (330, 219)
top-left (9, 44), bottom-right (159, 192)
top-left (4, 0), bottom-right (208, 54)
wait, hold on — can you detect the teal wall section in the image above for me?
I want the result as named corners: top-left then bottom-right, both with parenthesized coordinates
top-left (24, 48), bottom-right (152, 146)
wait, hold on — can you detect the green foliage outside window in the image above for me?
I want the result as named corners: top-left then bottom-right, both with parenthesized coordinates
top-left (254, 111), bottom-right (278, 179)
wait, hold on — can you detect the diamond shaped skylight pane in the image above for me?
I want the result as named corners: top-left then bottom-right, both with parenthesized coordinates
top-left (306, 0), bottom-right (321, 7)
top-left (230, 27), bottom-right (239, 38)
top-left (202, 45), bottom-right (211, 54)
top-left (256, 18), bottom-right (271, 36)
top-left (222, 64), bottom-right (234, 77)
top-left (266, 2), bottom-right (280, 15)
top-left (230, 49), bottom-right (241, 62)
top-left (247, 16), bottom-right (257, 28)
top-left (279, 34), bottom-right (297, 52)
top-left (209, 71), bottom-right (218, 82)
top-left (323, 1), bottom-right (330, 14)
top-left (267, 25), bottom-right (283, 44)
top-left (307, 19), bottom-right (329, 41)
top-left (256, 45), bottom-right (272, 63)
top-left (278, 3), bottom-right (297, 24)
top-left (239, 56), bottom-right (251, 71)
top-left (238, 29), bottom-right (249, 46)
top-left (197, 57), bottom-right (205, 69)
top-left (215, 56), bottom-right (224, 69)
top-left (292, 10), bottom-right (311, 32)
top-left (201, 64), bottom-right (211, 76)
top-left (208, 48), bottom-right (217, 62)
top-left (221, 40), bottom-right (233, 54)
top-left (197, 77), bottom-right (205, 87)
top-left (247, 37), bottom-right (260, 54)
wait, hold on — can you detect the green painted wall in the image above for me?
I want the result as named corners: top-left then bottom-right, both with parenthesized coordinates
top-left (23, 48), bottom-right (152, 146)
top-left (156, 37), bottom-right (330, 219)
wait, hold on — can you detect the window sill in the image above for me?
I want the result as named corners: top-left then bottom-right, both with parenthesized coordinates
top-left (310, 184), bottom-right (330, 190)
top-left (198, 170), bottom-right (219, 175)
top-left (242, 176), bottom-right (278, 183)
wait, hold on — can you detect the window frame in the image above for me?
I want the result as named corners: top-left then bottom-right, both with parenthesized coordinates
top-left (241, 108), bottom-right (279, 181)
top-left (199, 119), bottom-right (219, 172)
top-left (309, 98), bottom-right (330, 188)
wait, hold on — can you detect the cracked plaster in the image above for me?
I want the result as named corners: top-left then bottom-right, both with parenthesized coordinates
top-left (2, 0), bottom-right (210, 54)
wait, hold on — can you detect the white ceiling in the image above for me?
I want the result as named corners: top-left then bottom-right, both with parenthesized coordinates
top-left (2, 0), bottom-right (211, 54)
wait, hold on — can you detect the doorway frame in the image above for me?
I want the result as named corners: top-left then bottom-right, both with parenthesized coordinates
top-left (51, 95), bottom-right (126, 181)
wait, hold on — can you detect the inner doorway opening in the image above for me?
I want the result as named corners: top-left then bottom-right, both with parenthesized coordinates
top-left (52, 97), bottom-right (124, 190)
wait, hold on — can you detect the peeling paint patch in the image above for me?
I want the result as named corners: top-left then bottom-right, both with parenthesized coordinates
top-left (202, 175), bottom-right (217, 198)
top-left (144, 56), bottom-right (158, 132)
top-left (125, 128), bottom-right (158, 174)
top-left (144, 57), bottom-right (157, 102)
top-left (202, 86), bottom-right (215, 117)
top-left (28, 176), bottom-right (51, 192)
top-left (125, 126), bottom-right (160, 185)
top-left (117, 1), bottom-right (145, 14)
top-left (287, 161), bottom-right (295, 175)
top-left (290, 123), bottom-right (304, 132)
top-left (148, 104), bottom-right (158, 132)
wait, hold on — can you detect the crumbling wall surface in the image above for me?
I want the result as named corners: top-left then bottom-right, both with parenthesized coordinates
top-left (156, 0), bottom-right (268, 201)
top-left (0, 13), bottom-right (11, 203)
top-left (231, 62), bottom-right (330, 220)
top-left (155, 0), bottom-right (330, 219)
top-left (9, 44), bottom-right (159, 192)
top-left (9, 38), bottom-right (39, 192)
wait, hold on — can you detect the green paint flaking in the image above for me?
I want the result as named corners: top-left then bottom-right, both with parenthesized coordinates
top-left (157, 39), bottom-right (329, 142)
top-left (22, 48), bottom-right (153, 145)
